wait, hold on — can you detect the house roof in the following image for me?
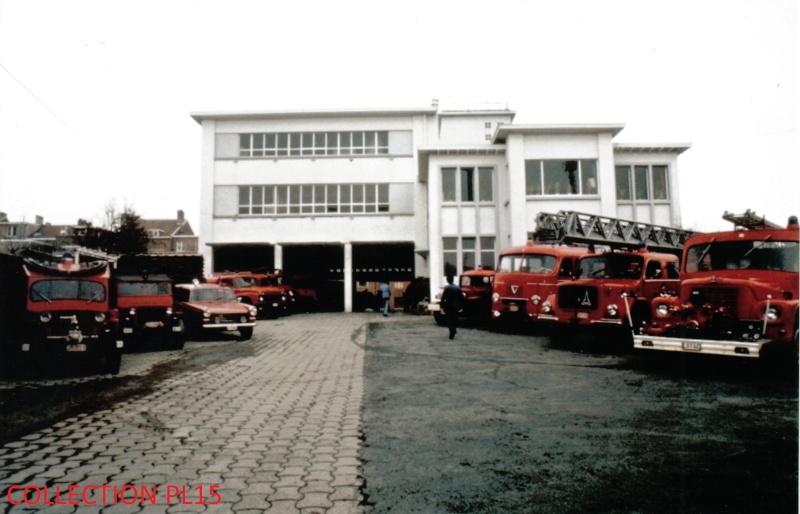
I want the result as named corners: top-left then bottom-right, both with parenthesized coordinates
top-left (140, 218), bottom-right (195, 238)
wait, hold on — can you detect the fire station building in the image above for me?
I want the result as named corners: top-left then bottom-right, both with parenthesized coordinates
top-left (191, 102), bottom-right (689, 312)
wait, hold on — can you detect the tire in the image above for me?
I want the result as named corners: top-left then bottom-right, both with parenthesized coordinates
top-left (238, 327), bottom-right (253, 341)
top-left (101, 350), bottom-right (122, 375)
top-left (168, 322), bottom-right (186, 350)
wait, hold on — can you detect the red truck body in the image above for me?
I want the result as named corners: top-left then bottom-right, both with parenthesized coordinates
top-left (114, 273), bottom-right (185, 350)
top-left (491, 243), bottom-right (589, 323)
top-left (207, 272), bottom-right (289, 318)
top-left (634, 219), bottom-right (799, 358)
top-left (431, 267), bottom-right (495, 325)
top-left (0, 253), bottom-right (123, 374)
top-left (546, 247), bottom-right (680, 333)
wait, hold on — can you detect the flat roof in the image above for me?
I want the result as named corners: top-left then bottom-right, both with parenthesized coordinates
top-left (613, 142), bottom-right (692, 154)
top-left (190, 107), bottom-right (438, 124)
top-left (493, 123), bottom-right (626, 143)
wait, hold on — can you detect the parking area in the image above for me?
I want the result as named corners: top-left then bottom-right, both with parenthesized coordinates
top-left (0, 313), bottom-right (797, 513)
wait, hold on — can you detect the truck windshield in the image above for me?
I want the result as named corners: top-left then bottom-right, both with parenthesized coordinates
top-left (497, 254), bottom-right (556, 274)
top-left (190, 288), bottom-right (237, 302)
top-left (685, 240), bottom-right (799, 273)
top-left (233, 277), bottom-right (256, 288)
top-left (578, 254), bottom-right (645, 279)
top-left (31, 280), bottom-right (106, 303)
top-left (118, 282), bottom-right (171, 296)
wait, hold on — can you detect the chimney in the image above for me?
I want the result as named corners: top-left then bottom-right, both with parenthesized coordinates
top-left (0, 212), bottom-right (7, 222)
top-left (177, 209), bottom-right (185, 222)
top-left (35, 215), bottom-right (44, 225)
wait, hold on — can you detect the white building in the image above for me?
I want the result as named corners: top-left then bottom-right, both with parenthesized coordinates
top-left (191, 102), bottom-right (690, 312)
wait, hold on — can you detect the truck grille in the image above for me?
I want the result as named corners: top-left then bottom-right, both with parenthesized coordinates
top-left (211, 315), bottom-right (246, 325)
top-left (135, 307), bottom-right (168, 323)
top-left (558, 285), bottom-right (599, 310)
top-left (690, 287), bottom-right (738, 312)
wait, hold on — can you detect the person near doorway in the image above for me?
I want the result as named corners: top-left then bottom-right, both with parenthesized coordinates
top-left (379, 281), bottom-right (392, 316)
top-left (440, 275), bottom-right (464, 339)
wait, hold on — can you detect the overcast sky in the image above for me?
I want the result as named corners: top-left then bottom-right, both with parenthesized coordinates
top-left (1, 0), bottom-right (797, 233)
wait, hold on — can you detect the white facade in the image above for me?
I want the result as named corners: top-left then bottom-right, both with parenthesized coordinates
top-left (191, 103), bottom-right (690, 311)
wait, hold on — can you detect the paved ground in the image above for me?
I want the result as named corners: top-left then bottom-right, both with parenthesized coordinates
top-left (0, 312), bottom-right (796, 514)
top-left (1, 313), bottom-right (383, 513)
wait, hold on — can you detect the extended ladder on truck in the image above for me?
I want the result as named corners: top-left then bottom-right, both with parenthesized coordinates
top-left (722, 209), bottom-right (782, 230)
top-left (533, 211), bottom-right (694, 253)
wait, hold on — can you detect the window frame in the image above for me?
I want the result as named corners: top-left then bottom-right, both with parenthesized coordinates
top-left (524, 159), bottom-right (598, 197)
top-left (238, 184), bottom-right (390, 217)
top-left (441, 166), bottom-right (494, 204)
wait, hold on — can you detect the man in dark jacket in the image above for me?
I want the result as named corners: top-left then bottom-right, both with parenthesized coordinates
top-left (440, 275), bottom-right (464, 339)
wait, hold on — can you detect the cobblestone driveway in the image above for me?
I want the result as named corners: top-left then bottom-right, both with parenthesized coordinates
top-left (1, 313), bottom-right (386, 514)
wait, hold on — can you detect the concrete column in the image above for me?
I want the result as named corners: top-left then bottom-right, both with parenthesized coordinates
top-left (344, 243), bottom-right (353, 313)
top-left (274, 244), bottom-right (283, 271)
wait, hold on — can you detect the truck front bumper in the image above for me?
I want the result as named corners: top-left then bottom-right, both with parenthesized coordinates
top-left (633, 334), bottom-right (766, 358)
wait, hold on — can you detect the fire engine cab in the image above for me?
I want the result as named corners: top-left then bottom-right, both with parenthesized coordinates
top-left (633, 211), bottom-right (799, 358)
top-left (491, 242), bottom-right (589, 323)
top-left (0, 252), bottom-right (123, 374)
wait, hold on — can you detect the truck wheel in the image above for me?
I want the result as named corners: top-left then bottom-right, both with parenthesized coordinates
top-left (238, 327), bottom-right (253, 341)
top-left (101, 350), bottom-right (122, 375)
top-left (168, 322), bottom-right (186, 350)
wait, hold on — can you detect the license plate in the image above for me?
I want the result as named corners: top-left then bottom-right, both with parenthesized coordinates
top-left (577, 312), bottom-right (589, 319)
top-left (682, 341), bottom-right (702, 351)
top-left (226, 326), bottom-right (237, 331)
top-left (66, 344), bottom-right (87, 352)
top-left (509, 304), bottom-right (519, 312)
top-left (144, 321), bottom-right (162, 328)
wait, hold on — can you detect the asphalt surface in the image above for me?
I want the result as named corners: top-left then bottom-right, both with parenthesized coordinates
top-left (0, 312), bottom-right (797, 514)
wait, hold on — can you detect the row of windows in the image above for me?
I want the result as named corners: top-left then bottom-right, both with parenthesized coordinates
top-left (238, 184), bottom-right (389, 215)
top-left (443, 236), bottom-right (495, 275)
top-left (615, 165), bottom-right (669, 201)
top-left (525, 160), bottom-right (598, 196)
top-left (442, 167), bottom-right (494, 203)
top-left (239, 131), bottom-right (389, 157)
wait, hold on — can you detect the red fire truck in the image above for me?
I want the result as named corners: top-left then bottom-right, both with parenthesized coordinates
top-left (206, 271), bottom-right (290, 318)
top-left (491, 242), bottom-right (589, 324)
top-left (531, 211), bottom-right (691, 342)
top-left (431, 266), bottom-right (496, 325)
top-left (632, 211), bottom-right (799, 358)
top-left (0, 252), bottom-right (123, 374)
top-left (545, 247), bottom-right (680, 338)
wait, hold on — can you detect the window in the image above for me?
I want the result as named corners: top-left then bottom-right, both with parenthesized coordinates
top-left (238, 184), bottom-right (389, 216)
top-left (442, 236), bottom-right (496, 275)
top-left (616, 165), bottom-right (670, 202)
top-left (239, 131), bottom-right (390, 158)
top-left (525, 160), bottom-right (598, 196)
top-left (441, 167), bottom-right (493, 203)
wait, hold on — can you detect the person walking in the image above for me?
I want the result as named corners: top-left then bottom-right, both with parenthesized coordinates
top-left (379, 281), bottom-right (392, 317)
top-left (440, 275), bottom-right (464, 339)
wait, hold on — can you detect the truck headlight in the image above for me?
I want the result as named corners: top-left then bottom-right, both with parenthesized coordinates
top-left (248, 306), bottom-right (258, 317)
top-left (492, 293), bottom-right (500, 303)
top-left (541, 301), bottom-right (552, 314)
top-left (203, 309), bottom-right (212, 319)
top-left (40, 312), bottom-right (52, 323)
top-left (765, 307), bottom-right (779, 321)
top-left (656, 304), bottom-right (670, 317)
top-left (607, 304), bottom-right (618, 317)
top-left (95, 313), bottom-right (106, 323)
top-left (166, 307), bottom-right (173, 316)
top-left (129, 308), bottom-right (136, 316)
top-left (531, 295), bottom-right (541, 305)
top-left (259, 295), bottom-right (265, 302)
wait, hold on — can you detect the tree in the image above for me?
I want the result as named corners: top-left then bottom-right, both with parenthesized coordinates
top-left (76, 203), bottom-right (150, 255)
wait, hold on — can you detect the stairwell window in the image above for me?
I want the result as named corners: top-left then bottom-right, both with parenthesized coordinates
top-left (615, 165), bottom-right (669, 201)
top-left (525, 160), bottom-right (598, 196)
top-left (442, 167), bottom-right (494, 204)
